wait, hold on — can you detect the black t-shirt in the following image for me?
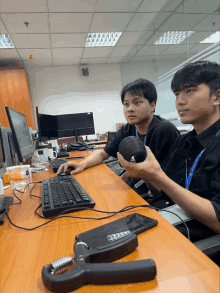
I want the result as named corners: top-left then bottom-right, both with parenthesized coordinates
top-left (149, 118), bottom-right (220, 242)
top-left (103, 115), bottom-right (180, 171)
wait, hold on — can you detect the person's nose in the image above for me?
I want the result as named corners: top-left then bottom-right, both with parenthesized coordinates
top-left (176, 92), bottom-right (186, 105)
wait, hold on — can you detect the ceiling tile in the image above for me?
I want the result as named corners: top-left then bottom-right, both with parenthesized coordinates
top-left (131, 55), bottom-right (156, 61)
top-left (23, 59), bottom-right (53, 66)
top-left (159, 12), bottom-right (207, 31)
top-left (49, 13), bottom-right (93, 33)
top-left (153, 12), bottom-right (172, 30)
top-left (81, 57), bottom-right (108, 64)
top-left (1, 13), bottom-right (49, 33)
top-left (126, 13), bottom-right (157, 32)
top-left (138, 0), bottom-right (170, 12)
top-left (17, 48), bottom-right (52, 60)
top-left (0, 20), bottom-right (8, 34)
top-left (10, 34), bottom-right (50, 48)
top-left (192, 14), bottom-right (220, 31)
top-left (189, 43), bottom-right (213, 54)
top-left (53, 59), bottom-right (77, 65)
top-left (161, 44), bottom-right (194, 55)
top-left (110, 46), bottom-right (132, 57)
top-left (136, 31), bottom-right (154, 45)
top-left (116, 32), bottom-right (141, 46)
top-left (90, 13), bottom-right (133, 32)
top-left (82, 47), bottom-right (114, 58)
top-left (136, 45), bottom-right (152, 56)
top-left (157, 54), bottom-right (180, 60)
top-left (48, 0), bottom-right (97, 12)
top-left (52, 48), bottom-right (83, 59)
top-left (51, 34), bottom-right (87, 47)
top-left (0, 49), bottom-right (20, 59)
top-left (106, 57), bottom-right (122, 63)
top-left (175, 52), bottom-right (196, 60)
top-left (95, 0), bottom-right (143, 12)
top-left (178, 0), bottom-right (220, 14)
top-left (0, 0), bottom-right (47, 12)
top-left (164, 0), bottom-right (183, 12)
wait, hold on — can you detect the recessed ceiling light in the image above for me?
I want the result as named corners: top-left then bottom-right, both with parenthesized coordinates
top-left (85, 32), bottom-right (122, 47)
top-left (200, 31), bottom-right (220, 43)
top-left (0, 34), bottom-right (15, 48)
top-left (154, 31), bottom-right (195, 45)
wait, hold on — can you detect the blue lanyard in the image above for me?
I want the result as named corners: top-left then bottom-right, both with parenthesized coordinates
top-left (136, 130), bottom-right (147, 145)
top-left (185, 129), bottom-right (220, 190)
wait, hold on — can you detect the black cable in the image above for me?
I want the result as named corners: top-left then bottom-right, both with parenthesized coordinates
top-left (5, 202), bottom-right (190, 240)
top-left (5, 180), bottom-right (190, 239)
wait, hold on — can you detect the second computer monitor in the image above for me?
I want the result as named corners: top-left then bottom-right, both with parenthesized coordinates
top-left (57, 112), bottom-right (95, 138)
top-left (5, 107), bottom-right (34, 163)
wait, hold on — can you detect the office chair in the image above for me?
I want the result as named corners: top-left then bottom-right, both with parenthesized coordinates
top-left (194, 234), bottom-right (220, 265)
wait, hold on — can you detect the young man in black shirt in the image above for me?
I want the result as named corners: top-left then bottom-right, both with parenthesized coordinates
top-left (118, 61), bottom-right (220, 242)
top-left (57, 79), bottom-right (180, 188)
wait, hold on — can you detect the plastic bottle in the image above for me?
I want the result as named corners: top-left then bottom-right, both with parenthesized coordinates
top-left (0, 178), bottom-right (4, 195)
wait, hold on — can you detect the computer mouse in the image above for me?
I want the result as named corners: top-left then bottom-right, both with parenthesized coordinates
top-left (58, 166), bottom-right (75, 176)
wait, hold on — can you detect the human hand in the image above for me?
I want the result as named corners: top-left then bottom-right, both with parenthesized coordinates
top-left (56, 161), bottom-right (85, 175)
top-left (117, 146), bottom-right (163, 183)
top-left (120, 171), bottom-right (132, 183)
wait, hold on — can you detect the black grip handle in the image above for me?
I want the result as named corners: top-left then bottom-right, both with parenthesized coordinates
top-left (42, 259), bottom-right (156, 292)
top-left (85, 259), bottom-right (156, 284)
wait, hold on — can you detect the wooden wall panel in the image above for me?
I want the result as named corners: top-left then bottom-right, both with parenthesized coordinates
top-left (0, 68), bottom-right (36, 129)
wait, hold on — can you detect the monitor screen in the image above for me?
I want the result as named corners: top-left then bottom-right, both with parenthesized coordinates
top-left (57, 112), bottom-right (95, 138)
top-left (0, 125), bottom-right (6, 178)
top-left (5, 107), bottom-right (34, 162)
top-left (36, 107), bottom-right (58, 142)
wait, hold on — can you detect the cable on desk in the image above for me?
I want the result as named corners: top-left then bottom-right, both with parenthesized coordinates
top-left (5, 201), bottom-right (190, 240)
top-left (29, 181), bottom-right (42, 199)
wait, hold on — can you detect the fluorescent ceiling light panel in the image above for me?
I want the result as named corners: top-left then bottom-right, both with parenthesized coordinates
top-left (154, 31), bottom-right (195, 45)
top-left (200, 31), bottom-right (220, 43)
top-left (0, 34), bottom-right (15, 48)
top-left (85, 32), bottom-right (122, 47)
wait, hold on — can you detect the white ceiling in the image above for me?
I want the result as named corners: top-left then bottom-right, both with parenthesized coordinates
top-left (0, 0), bottom-right (219, 67)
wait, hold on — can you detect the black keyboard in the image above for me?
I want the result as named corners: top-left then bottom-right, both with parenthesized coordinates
top-left (48, 157), bottom-right (68, 173)
top-left (41, 176), bottom-right (95, 217)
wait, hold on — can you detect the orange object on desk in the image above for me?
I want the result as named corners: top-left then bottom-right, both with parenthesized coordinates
top-left (3, 170), bottom-right (22, 184)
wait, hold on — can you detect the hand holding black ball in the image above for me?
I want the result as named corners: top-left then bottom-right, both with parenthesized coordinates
top-left (119, 136), bottom-right (147, 163)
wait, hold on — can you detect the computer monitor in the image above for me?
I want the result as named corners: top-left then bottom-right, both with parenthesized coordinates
top-left (57, 112), bottom-right (95, 141)
top-left (1, 127), bottom-right (16, 167)
top-left (0, 125), bottom-right (6, 178)
top-left (36, 107), bottom-right (95, 142)
top-left (36, 107), bottom-right (58, 142)
top-left (5, 107), bottom-right (34, 163)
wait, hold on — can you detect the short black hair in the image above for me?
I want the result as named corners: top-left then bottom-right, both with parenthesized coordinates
top-left (171, 60), bottom-right (220, 96)
top-left (121, 79), bottom-right (157, 112)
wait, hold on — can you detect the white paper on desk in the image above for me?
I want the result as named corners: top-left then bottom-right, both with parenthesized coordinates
top-left (159, 204), bottom-right (192, 226)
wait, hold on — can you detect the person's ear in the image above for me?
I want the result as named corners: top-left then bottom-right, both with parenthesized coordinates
top-left (213, 89), bottom-right (220, 106)
top-left (150, 101), bottom-right (156, 113)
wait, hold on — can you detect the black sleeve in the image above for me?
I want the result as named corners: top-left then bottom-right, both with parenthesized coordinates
top-left (103, 126), bottom-right (127, 158)
top-left (149, 124), bottom-right (180, 171)
top-left (209, 167), bottom-right (220, 222)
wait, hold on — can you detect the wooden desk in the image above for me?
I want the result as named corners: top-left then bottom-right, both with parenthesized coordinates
top-left (1, 150), bottom-right (219, 293)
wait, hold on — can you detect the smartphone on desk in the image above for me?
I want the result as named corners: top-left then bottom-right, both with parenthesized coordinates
top-left (65, 156), bottom-right (85, 160)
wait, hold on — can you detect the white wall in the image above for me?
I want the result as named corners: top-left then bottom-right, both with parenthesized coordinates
top-left (26, 63), bottom-right (126, 136)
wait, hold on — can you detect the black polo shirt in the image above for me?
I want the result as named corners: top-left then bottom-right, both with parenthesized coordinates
top-left (104, 115), bottom-right (180, 171)
top-left (149, 118), bottom-right (220, 242)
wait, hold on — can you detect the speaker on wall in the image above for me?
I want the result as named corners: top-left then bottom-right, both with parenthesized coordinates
top-left (80, 65), bottom-right (89, 78)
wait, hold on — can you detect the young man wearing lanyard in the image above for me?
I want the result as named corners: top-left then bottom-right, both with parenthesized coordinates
top-left (57, 79), bottom-right (180, 194)
top-left (117, 61), bottom-right (220, 242)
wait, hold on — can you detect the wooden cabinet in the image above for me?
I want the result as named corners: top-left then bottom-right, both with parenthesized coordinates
top-left (0, 68), bottom-right (36, 129)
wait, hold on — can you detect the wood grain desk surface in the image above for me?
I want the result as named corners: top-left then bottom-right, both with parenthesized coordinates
top-left (1, 150), bottom-right (219, 293)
